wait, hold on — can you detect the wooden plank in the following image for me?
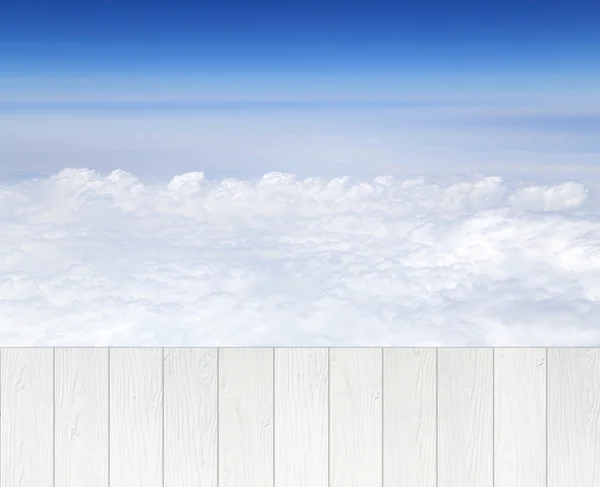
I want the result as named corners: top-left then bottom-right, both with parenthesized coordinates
top-left (548, 348), bottom-right (600, 487)
top-left (109, 348), bottom-right (163, 487)
top-left (438, 348), bottom-right (493, 487)
top-left (274, 348), bottom-right (328, 487)
top-left (55, 348), bottom-right (109, 487)
top-left (219, 348), bottom-right (273, 487)
top-left (495, 348), bottom-right (546, 487)
top-left (164, 348), bottom-right (218, 487)
top-left (0, 348), bottom-right (54, 487)
top-left (330, 348), bottom-right (382, 487)
top-left (383, 348), bottom-right (436, 487)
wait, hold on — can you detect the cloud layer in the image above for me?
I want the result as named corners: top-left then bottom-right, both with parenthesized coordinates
top-left (1, 168), bottom-right (600, 346)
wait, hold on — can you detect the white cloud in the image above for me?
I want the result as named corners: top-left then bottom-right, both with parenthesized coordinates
top-left (1, 168), bottom-right (600, 346)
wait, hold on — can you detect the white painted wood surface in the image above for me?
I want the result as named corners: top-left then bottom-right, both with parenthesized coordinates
top-left (383, 347), bottom-right (436, 487)
top-left (495, 348), bottom-right (546, 487)
top-left (438, 348), bottom-right (494, 487)
top-left (109, 348), bottom-right (163, 487)
top-left (0, 348), bottom-right (54, 487)
top-left (0, 347), bottom-right (599, 487)
top-left (164, 348), bottom-right (218, 487)
top-left (329, 348), bottom-right (382, 487)
top-left (548, 348), bottom-right (600, 487)
top-left (55, 348), bottom-right (109, 487)
top-left (219, 348), bottom-right (273, 487)
top-left (274, 348), bottom-right (328, 487)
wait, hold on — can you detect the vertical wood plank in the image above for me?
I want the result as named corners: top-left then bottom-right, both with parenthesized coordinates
top-left (548, 348), bottom-right (600, 487)
top-left (110, 348), bottom-right (163, 487)
top-left (0, 348), bottom-right (54, 487)
top-left (495, 348), bottom-right (546, 487)
top-left (438, 348), bottom-right (493, 487)
top-left (219, 348), bottom-right (273, 487)
top-left (55, 348), bottom-right (109, 487)
top-left (164, 348), bottom-right (218, 487)
top-left (329, 348), bottom-right (382, 487)
top-left (274, 348), bottom-right (328, 487)
top-left (383, 348), bottom-right (436, 487)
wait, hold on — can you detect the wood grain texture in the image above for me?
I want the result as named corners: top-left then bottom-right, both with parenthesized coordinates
top-left (164, 348), bottom-right (218, 487)
top-left (438, 348), bottom-right (493, 487)
top-left (0, 348), bottom-right (54, 487)
top-left (383, 348), bottom-right (436, 487)
top-left (109, 348), bottom-right (163, 487)
top-left (548, 348), bottom-right (600, 487)
top-left (329, 348), bottom-right (382, 487)
top-left (274, 348), bottom-right (328, 487)
top-left (495, 348), bottom-right (546, 487)
top-left (55, 348), bottom-right (109, 487)
top-left (4, 346), bottom-right (600, 487)
top-left (219, 348), bottom-right (273, 487)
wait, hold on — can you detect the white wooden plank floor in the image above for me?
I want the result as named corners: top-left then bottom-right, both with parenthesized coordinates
top-left (438, 348), bottom-right (493, 487)
top-left (0, 347), bottom-right (599, 487)
top-left (548, 348), bottom-right (600, 487)
top-left (329, 348), bottom-right (382, 487)
top-left (1, 348), bottom-right (53, 487)
top-left (495, 348), bottom-right (546, 487)
top-left (219, 348), bottom-right (273, 487)
top-left (383, 347), bottom-right (436, 487)
top-left (55, 348), bottom-right (108, 487)
top-left (274, 348), bottom-right (328, 487)
top-left (164, 348), bottom-right (218, 487)
top-left (110, 348), bottom-right (163, 487)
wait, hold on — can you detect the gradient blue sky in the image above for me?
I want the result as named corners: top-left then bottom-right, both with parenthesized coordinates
top-left (2, 0), bottom-right (599, 98)
top-left (1, 0), bottom-right (599, 183)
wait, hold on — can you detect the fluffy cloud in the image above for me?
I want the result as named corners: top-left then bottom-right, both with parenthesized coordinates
top-left (1, 168), bottom-right (599, 346)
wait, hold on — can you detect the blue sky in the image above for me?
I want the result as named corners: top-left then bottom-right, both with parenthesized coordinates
top-left (2, 0), bottom-right (599, 97)
top-left (0, 0), bottom-right (599, 183)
